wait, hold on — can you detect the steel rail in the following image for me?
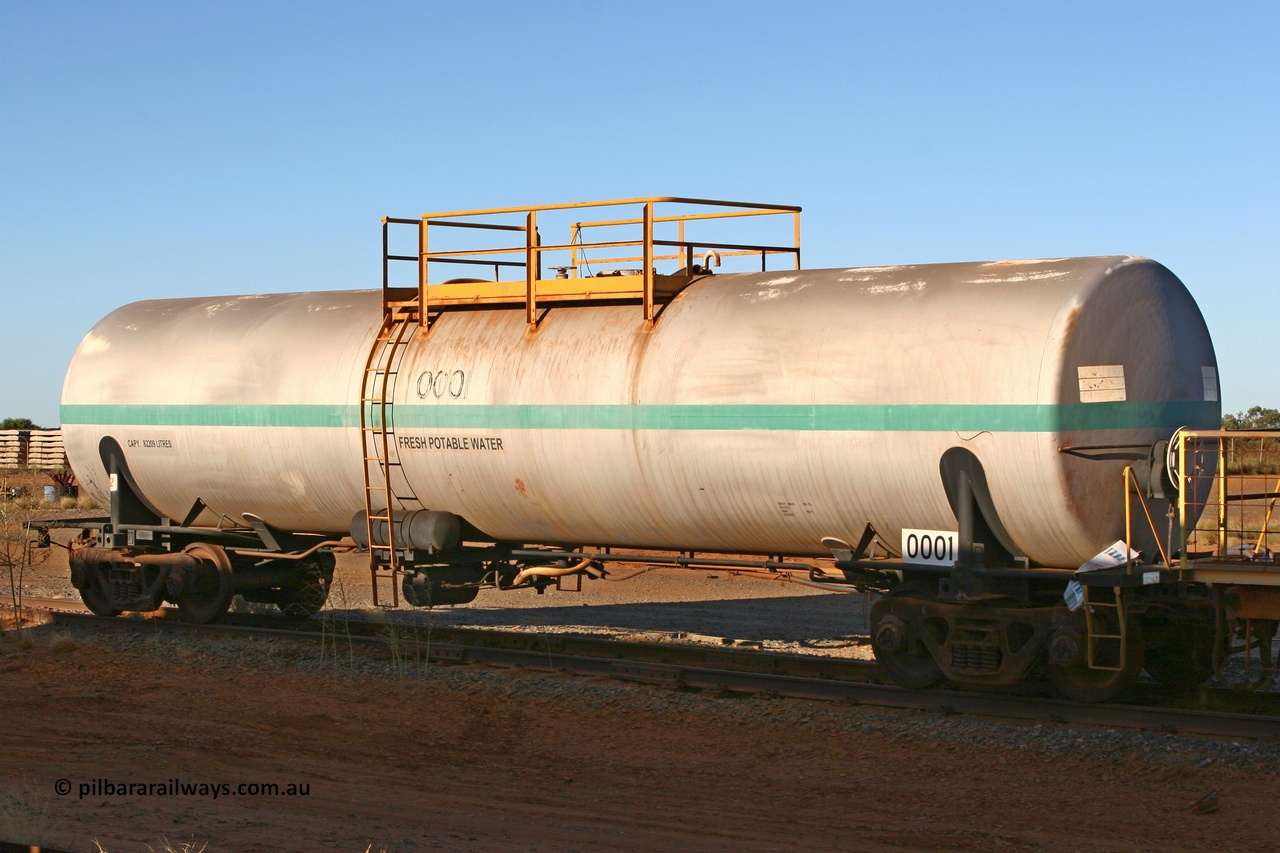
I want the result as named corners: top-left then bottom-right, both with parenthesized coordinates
top-left (9, 598), bottom-right (1279, 741)
top-left (12, 595), bottom-right (92, 613)
top-left (11, 595), bottom-right (879, 680)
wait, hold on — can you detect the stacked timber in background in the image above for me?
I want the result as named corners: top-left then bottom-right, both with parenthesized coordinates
top-left (0, 429), bottom-right (68, 471)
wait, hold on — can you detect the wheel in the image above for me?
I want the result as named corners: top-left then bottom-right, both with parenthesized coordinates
top-left (1049, 613), bottom-right (1144, 703)
top-left (174, 542), bottom-right (235, 623)
top-left (71, 552), bottom-right (121, 617)
top-left (870, 593), bottom-right (945, 689)
top-left (1143, 617), bottom-right (1215, 688)
top-left (79, 576), bottom-right (122, 618)
top-left (278, 562), bottom-right (332, 617)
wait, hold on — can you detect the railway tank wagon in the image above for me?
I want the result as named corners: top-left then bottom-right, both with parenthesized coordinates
top-left (58, 197), bottom-right (1228, 702)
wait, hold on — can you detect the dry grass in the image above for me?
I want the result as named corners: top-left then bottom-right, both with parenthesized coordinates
top-left (1184, 472), bottom-right (1280, 554)
top-left (47, 631), bottom-right (77, 653)
top-left (1222, 437), bottom-right (1280, 475)
top-left (1, 489), bottom-right (50, 622)
top-left (148, 839), bottom-right (209, 853)
top-left (0, 777), bottom-right (61, 847)
top-left (92, 840), bottom-right (210, 853)
top-left (0, 470), bottom-right (99, 509)
top-left (9, 628), bottom-right (37, 649)
top-left (9, 494), bottom-right (45, 510)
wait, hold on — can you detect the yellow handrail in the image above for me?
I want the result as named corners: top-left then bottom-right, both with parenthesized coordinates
top-left (388, 196), bottom-right (804, 328)
top-left (1174, 428), bottom-right (1280, 564)
top-left (422, 195), bottom-right (801, 219)
top-left (1123, 465), bottom-right (1170, 568)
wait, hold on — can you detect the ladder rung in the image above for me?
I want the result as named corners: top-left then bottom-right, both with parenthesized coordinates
top-left (363, 303), bottom-right (416, 602)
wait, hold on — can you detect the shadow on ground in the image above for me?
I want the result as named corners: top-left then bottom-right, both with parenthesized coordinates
top-left (328, 591), bottom-right (872, 643)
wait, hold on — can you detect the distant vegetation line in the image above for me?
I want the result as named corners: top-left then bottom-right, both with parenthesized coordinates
top-left (1221, 407), bottom-right (1280, 474)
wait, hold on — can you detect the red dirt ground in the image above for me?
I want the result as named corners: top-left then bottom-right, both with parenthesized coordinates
top-left (1, 618), bottom-right (1278, 853)
top-left (4, 508), bottom-right (1279, 851)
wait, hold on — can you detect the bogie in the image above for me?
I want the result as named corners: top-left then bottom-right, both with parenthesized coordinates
top-left (868, 580), bottom-right (1153, 703)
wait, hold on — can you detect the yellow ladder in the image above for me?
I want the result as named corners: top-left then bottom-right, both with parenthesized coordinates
top-left (1082, 584), bottom-right (1128, 672)
top-left (359, 308), bottom-right (419, 607)
top-left (360, 220), bottom-right (426, 607)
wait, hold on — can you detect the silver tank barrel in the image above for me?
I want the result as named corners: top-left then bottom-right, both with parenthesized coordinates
top-left (60, 256), bottom-right (1219, 568)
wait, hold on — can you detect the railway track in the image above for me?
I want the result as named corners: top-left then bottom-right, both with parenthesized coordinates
top-left (8, 595), bottom-right (1280, 741)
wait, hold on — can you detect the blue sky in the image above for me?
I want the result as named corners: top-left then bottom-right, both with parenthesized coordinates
top-left (2, 1), bottom-right (1276, 426)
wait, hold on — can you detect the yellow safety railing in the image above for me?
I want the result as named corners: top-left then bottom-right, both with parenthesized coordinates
top-left (383, 196), bottom-right (802, 327)
top-left (1122, 465), bottom-right (1170, 570)
top-left (1173, 429), bottom-right (1280, 568)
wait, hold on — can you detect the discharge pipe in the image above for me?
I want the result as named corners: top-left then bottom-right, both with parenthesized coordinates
top-left (511, 558), bottom-right (595, 587)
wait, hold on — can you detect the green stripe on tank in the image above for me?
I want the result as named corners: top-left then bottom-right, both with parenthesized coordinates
top-left (60, 401), bottom-right (1219, 432)
top-left (60, 404), bottom-right (359, 428)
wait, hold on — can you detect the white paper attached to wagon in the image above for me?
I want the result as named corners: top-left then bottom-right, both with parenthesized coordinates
top-left (1077, 365), bottom-right (1126, 402)
top-left (1063, 540), bottom-right (1139, 611)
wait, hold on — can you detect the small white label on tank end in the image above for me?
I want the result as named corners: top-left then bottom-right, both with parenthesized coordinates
top-left (1078, 365), bottom-right (1126, 402)
top-left (1143, 571), bottom-right (1160, 585)
top-left (109, 473), bottom-right (118, 492)
top-left (1202, 366), bottom-right (1218, 402)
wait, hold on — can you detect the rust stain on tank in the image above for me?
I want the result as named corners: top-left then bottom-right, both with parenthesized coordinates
top-left (514, 478), bottom-right (527, 498)
top-left (1060, 303), bottom-right (1081, 343)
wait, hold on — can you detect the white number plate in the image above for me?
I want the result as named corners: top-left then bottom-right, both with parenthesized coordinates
top-left (902, 528), bottom-right (959, 566)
